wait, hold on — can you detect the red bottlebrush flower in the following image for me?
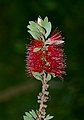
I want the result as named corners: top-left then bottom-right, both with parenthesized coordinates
top-left (43, 44), bottom-right (65, 79)
top-left (46, 29), bottom-right (64, 45)
top-left (26, 40), bottom-right (44, 74)
top-left (26, 29), bottom-right (65, 79)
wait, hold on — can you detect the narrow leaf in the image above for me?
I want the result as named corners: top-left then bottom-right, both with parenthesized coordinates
top-left (42, 16), bottom-right (52, 38)
top-left (23, 115), bottom-right (34, 120)
top-left (33, 47), bottom-right (41, 52)
top-left (44, 114), bottom-right (54, 120)
top-left (23, 116), bottom-right (28, 120)
top-left (25, 112), bottom-right (32, 118)
top-left (28, 30), bottom-right (41, 39)
top-left (36, 24), bottom-right (45, 35)
top-left (29, 110), bottom-right (37, 119)
top-left (45, 22), bottom-right (52, 38)
top-left (32, 72), bottom-right (42, 81)
top-left (28, 21), bottom-right (45, 37)
top-left (50, 73), bottom-right (56, 78)
top-left (46, 73), bottom-right (51, 81)
top-left (44, 17), bottom-right (48, 22)
top-left (27, 25), bottom-right (39, 33)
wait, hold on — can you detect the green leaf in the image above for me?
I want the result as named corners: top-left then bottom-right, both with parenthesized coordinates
top-left (27, 25), bottom-right (39, 33)
top-left (27, 21), bottom-right (45, 39)
top-left (46, 73), bottom-right (51, 81)
top-left (32, 72), bottom-right (42, 81)
top-left (25, 112), bottom-right (33, 120)
top-left (29, 110), bottom-right (37, 119)
top-left (28, 22), bottom-right (45, 35)
top-left (23, 115), bottom-right (34, 120)
top-left (25, 112), bottom-right (32, 118)
top-left (36, 24), bottom-right (45, 35)
top-left (23, 116), bottom-right (28, 120)
top-left (50, 73), bottom-right (56, 78)
top-left (44, 16), bottom-right (48, 22)
top-left (27, 17), bottom-right (52, 39)
top-left (29, 21), bottom-right (40, 30)
top-left (23, 110), bottom-right (37, 120)
top-left (42, 16), bottom-right (52, 38)
top-left (33, 47), bottom-right (41, 52)
top-left (24, 112), bottom-right (35, 120)
top-left (44, 114), bottom-right (54, 120)
top-left (28, 30), bottom-right (41, 40)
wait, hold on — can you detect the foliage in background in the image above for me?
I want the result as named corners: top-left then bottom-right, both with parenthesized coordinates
top-left (0, 0), bottom-right (84, 120)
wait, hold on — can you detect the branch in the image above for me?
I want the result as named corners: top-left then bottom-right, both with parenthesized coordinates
top-left (36, 75), bottom-right (49, 120)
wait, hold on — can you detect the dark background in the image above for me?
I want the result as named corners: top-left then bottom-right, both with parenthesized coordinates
top-left (0, 0), bottom-right (84, 120)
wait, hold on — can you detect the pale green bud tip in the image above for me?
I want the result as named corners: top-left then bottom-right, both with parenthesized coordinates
top-left (37, 16), bottom-right (42, 26)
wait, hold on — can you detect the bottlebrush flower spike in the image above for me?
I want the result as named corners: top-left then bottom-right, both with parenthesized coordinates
top-left (45, 28), bottom-right (64, 45)
top-left (26, 16), bottom-right (66, 80)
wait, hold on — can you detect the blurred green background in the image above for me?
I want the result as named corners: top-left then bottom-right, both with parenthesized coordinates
top-left (0, 0), bottom-right (84, 120)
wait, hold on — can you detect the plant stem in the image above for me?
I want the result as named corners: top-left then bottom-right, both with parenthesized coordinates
top-left (36, 75), bottom-right (49, 120)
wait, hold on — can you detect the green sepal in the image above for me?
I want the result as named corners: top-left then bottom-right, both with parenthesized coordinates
top-left (33, 47), bottom-right (41, 52)
top-left (42, 16), bottom-right (52, 38)
top-left (32, 72), bottom-right (42, 81)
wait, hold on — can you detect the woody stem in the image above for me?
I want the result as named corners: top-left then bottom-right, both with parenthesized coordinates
top-left (36, 75), bottom-right (49, 120)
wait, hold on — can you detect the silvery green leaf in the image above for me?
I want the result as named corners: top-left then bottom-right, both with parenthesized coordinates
top-left (42, 16), bottom-right (52, 38)
top-left (29, 21), bottom-right (39, 29)
top-left (36, 24), bottom-right (45, 35)
top-left (32, 72), bottom-right (42, 81)
top-left (36, 110), bottom-right (38, 113)
top-left (50, 73), bottom-right (56, 78)
top-left (28, 21), bottom-right (45, 38)
top-left (25, 112), bottom-right (32, 118)
top-left (44, 114), bottom-right (54, 120)
top-left (29, 21), bottom-right (45, 35)
top-left (23, 115), bottom-right (34, 120)
top-left (45, 22), bottom-right (51, 38)
top-left (27, 25), bottom-right (39, 33)
top-left (33, 47), bottom-right (41, 52)
top-left (28, 30), bottom-right (41, 39)
top-left (23, 116), bottom-right (28, 120)
top-left (29, 21), bottom-right (36, 25)
top-left (44, 16), bottom-right (48, 22)
top-left (29, 110), bottom-right (37, 119)
top-left (46, 73), bottom-right (51, 81)
top-left (37, 16), bottom-right (43, 26)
